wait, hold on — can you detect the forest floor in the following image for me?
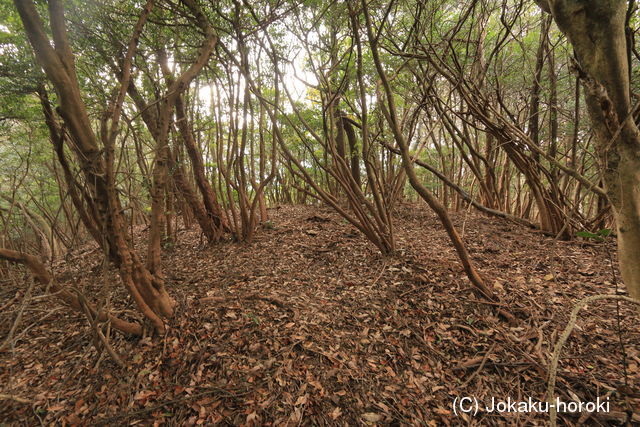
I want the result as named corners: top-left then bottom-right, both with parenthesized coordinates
top-left (1, 204), bottom-right (639, 426)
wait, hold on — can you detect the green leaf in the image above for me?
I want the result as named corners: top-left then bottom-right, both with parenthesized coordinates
top-left (597, 228), bottom-right (612, 237)
top-left (576, 231), bottom-right (603, 241)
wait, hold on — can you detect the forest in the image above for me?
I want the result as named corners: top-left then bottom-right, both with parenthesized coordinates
top-left (0, 0), bottom-right (639, 424)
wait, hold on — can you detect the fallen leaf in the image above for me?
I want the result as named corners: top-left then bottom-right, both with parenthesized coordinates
top-left (361, 412), bottom-right (382, 422)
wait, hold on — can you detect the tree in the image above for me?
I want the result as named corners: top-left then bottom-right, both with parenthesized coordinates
top-left (537, 0), bottom-right (640, 301)
top-left (13, 0), bottom-right (174, 334)
top-left (358, 0), bottom-right (500, 305)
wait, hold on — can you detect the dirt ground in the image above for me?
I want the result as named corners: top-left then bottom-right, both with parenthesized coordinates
top-left (1, 203), bottom-right (639, 425)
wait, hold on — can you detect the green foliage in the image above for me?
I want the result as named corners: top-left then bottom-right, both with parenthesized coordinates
top-left (576, 229), bottom-right (612, 242)
top-left (262, 220), bottom-right (275, 230)
top-left (0, 0), bottom-right (633, 252)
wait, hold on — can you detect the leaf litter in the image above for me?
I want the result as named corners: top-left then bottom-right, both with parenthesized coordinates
top-left (1, 204), bottom-right (639, 425)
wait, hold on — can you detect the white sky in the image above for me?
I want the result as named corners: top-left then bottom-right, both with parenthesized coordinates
top-left (196, 47), bottom-right (318, 119)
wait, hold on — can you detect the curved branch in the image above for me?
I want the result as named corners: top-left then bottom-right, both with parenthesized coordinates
top-left (0, 248), bottom-right (142, 335)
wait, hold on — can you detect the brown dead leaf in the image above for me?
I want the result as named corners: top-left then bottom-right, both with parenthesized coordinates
top-left (361, 412), bottom-right (383, 422)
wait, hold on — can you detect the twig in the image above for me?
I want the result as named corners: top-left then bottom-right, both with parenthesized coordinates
top-left (460, 298), bottom-right (510, 308)
top-left (76, 291), bottom-right (126, 368)
top-left (4, 308), bottom-right (62, 349)
top-left (461, 343), bottom-right (496, 387)
top-left (605, 241), bottom-right (629, 386)
top-left (547, 294), bottom-right (640, 427)
top-left (0, 393), bottom-right (31, 404)
top-left (371, 260), bottom-right (387, 287)
top-left (399, 284), bottom-right (430, 298)
top-left (0, 276), bottom-right (36, 352)
top-left (98, 382), bottom-right (262, 423)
